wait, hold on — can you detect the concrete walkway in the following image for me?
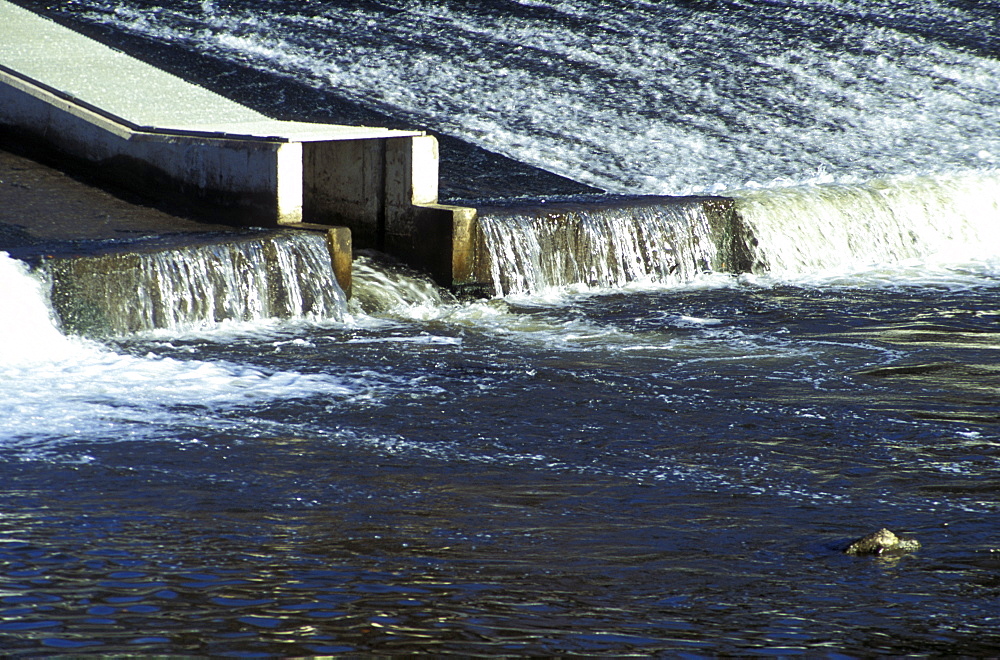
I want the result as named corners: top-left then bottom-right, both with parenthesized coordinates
top-left (0, 0), bottom-right (439, 229)
top-left (0, 0), bottom-right (415, 142)
top-left (0, 1), bottom-right (483, 292)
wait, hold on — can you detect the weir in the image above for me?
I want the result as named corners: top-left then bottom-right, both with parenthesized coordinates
top-left (731, 172), bottom-right (1000, 276)
top-left (0, 0), bottom-right (754, 304)
top-left (473, 196), bottom-right (752, 296)
top-left (36, 230), bottom-right (347, 337)
top-left (8, 1), bottom-right (997, 312)
top-left (464, 171), bottom-right (1000, 295)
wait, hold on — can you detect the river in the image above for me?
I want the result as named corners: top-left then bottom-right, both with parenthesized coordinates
top-left (2, 0), bottom-right (999, 655)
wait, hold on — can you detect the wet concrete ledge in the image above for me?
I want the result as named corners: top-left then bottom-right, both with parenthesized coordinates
top-left (0, 139), bottom-right (354, 300)
top-left (0, 0), bottom-right (746, 300)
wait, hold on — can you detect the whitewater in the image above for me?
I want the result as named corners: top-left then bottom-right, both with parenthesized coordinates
top-left (66, 0), bottom-right (1000, 195)
top-left (2, 0), bottom-right (1000, 655)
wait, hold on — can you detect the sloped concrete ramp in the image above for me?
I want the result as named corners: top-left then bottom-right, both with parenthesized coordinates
top-left (0, 1), bottom-right (409, 141)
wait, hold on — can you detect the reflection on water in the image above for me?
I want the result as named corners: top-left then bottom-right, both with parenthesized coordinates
top-left (2, 275), bottom-right (1000, 655)
top-left (4, 0), bottom-right (1000, 653)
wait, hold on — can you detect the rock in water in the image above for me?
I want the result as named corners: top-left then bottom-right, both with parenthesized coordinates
top-left (844, 528), bottom-right (921, 555)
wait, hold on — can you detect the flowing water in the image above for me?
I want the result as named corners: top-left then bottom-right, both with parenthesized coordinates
top-left (3, 0), bottom-right (1000, 655)
top-left (42, 231), bottom-right (347, 336)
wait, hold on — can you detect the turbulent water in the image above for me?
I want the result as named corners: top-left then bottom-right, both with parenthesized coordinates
top-left (52, 0), bottom-right (1000, 194)
top-left (4, 0), bottom-right (1000, 656)
top-left (42, 231), bottom-right (347, 336)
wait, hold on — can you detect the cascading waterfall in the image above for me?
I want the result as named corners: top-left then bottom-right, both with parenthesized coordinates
top-left (477, 198), bottom-right (736, 296)
top-left (349, 252), bottom-right (456, 314)
top-left (732, 170), bottom-right (1000, 276)
top-left (476, 171), bottom-right (1000, 294)
top-left (41, 230), bottom-right (347, 337)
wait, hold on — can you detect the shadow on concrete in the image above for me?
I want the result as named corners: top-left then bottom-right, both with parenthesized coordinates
top-left (0, 133), bottom-right (247, 258)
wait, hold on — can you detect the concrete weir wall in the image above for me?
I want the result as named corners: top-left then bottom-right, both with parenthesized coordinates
top-left (0, 0), bottom-right (481, 297)
top-left (468, 196), bottom-right (751, 296)
top-left (0, 2), bottom-right (745, 301)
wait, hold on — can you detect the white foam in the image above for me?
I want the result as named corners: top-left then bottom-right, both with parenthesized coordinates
top-left (0, 254), bottom-right (356, 449)
top-left (0, 254), bottom-right (81, 365)
top-left (75, 0), bottom-right (1000, 195)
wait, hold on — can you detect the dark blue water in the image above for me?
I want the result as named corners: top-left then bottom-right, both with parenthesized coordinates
top-left (3, 0), bottom-right (1000, 655)
top-left (4, 253), bottom-right (1000, 655)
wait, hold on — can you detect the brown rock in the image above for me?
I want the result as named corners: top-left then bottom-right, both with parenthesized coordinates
top-left (845, 528), bottom-right (921, 555)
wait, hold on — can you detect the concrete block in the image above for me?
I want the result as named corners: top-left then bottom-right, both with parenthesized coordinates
top-left (449, 204), bottom-right (490, 288)
top-left (303, 139), bottom-right (386, 245)
top-left (385, 135), bottom-right (440, 239)
top-left (325, 226), bottom-right (353, 300)
top-left (380, 135), bottom-right (484, 291)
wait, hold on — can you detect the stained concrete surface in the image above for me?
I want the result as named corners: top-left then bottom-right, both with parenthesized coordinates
top-left (0, 138), bottom-right (242, 258)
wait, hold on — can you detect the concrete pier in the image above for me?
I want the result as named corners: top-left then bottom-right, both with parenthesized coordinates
top-left (0, 0), bottom-right (433, 225)
top-left (0, 0), bottom-right (486, 294)
top-left (0, 1), bottom-right (744, 299)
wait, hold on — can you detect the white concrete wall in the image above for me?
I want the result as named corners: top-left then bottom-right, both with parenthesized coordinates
top-left (0, 69), bottom-right (305, 224)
